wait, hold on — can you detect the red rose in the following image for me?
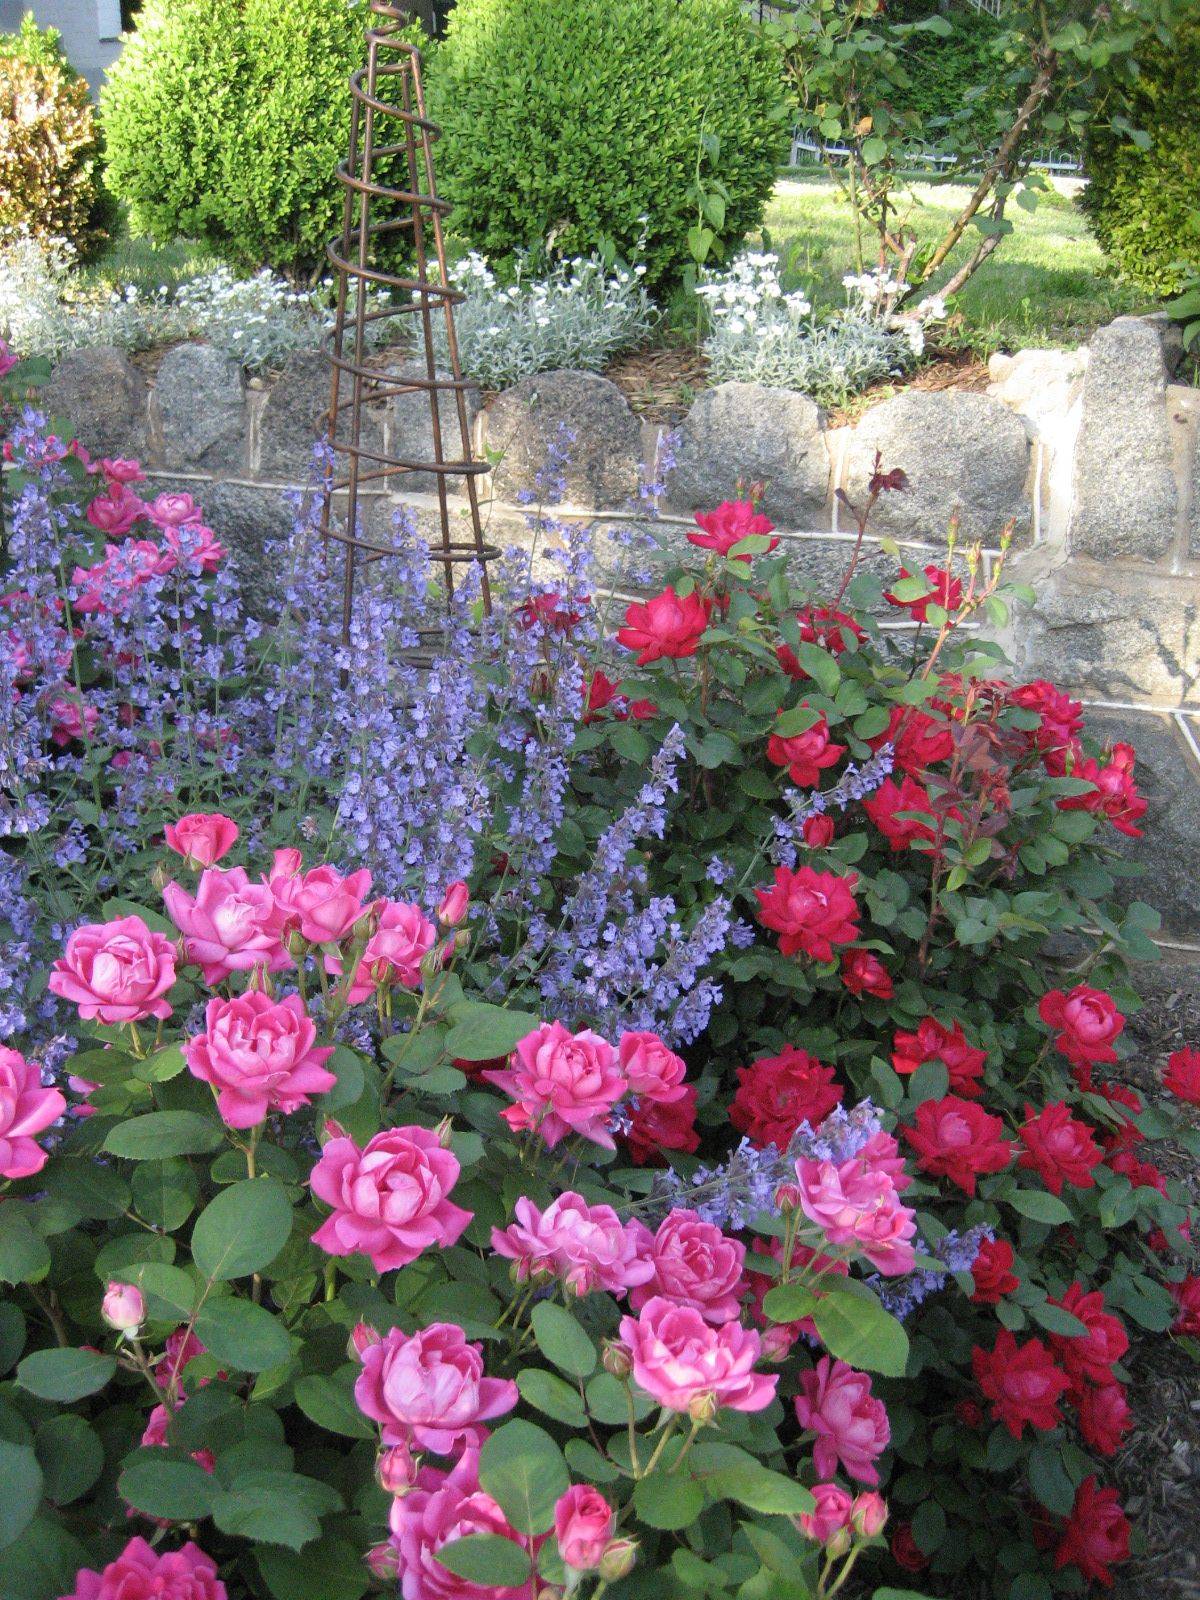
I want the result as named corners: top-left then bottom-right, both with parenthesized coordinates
top-left (519, 590), bottom-right (588, 633)
top-left (954, 1398), bottom-right (984, 1428)
top-left (1057, 742), bottom-right (1147, 837)
top-left (1170, 1275), bottom-right (1200, 1337)
top-left (890, 1523), bottom-right (929, 1573)
top-left (1018, 1102), bottom-right (1102, 1196)
top-left (841, 949), bottom-right (893, 1000)
top-left (885, 564), bottom-right (963, 622)
top-left (1008, 679), bottom-right (1083, 756)
top-left (689, 500), bottom-right (778, 559)
top-left (867, 705), bottom-right (954, 776)
top-left (766, 708), bottom-right (846, 787)
top-left (892, 1017), bottom-right (987, 1099)
top-left (776, 607), bottom-right (865, 676)
top-left (802, 815), bottom-right (836, 848)
top-left (754, 866), bottom-right (860, 963)
top-left (729, 1047), bottom-right (844, 1150)
top-left (902, 1095), bottom-right (1012, 1197)
top-left (1077, 1382), bottom-right (1132, 1456)
top-left (616, 587), bottom-right (711, 666)
top-left (1054, 1477), bottom-right (1130, 1587)
top-left (1108, 1147), bottom-right (1167, 1193)
top-left (1047, 1282), bottom-right (1128, 1386)
top-left (863, 775), bottom-right (941, 852)
top-left (1038, 985), bottom-right (1124, 1067)
top-left (969, 1237), bottom-right (1019, 1304)
top-left (583, 671), bottom-right (657, 725)
top-left (972, 1328), bottom-right (1070, 1438)
top-left (1164, 1047), bottom-right (1200, 1105)
top-left (625, 1085), bottom-right (700, 1167)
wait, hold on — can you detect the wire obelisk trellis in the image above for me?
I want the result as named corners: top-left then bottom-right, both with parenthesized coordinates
top-left (321, 0), bottom-right (494, 645)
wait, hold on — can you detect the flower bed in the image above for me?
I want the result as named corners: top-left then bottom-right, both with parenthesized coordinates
top-left (1, 349), bottom-right (1199, 1600)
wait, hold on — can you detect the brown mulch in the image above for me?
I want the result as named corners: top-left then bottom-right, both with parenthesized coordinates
top-left (603, 344), bottom-right (711, 423)
top-left (1108, 964), bottom-right (1200, 1600)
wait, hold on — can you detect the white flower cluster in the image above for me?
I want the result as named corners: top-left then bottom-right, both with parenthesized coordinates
top-left (439, 250), bottom-right (657, 390)
top-left (700, 250), bottom-right (920, 407)
top-left (0, 234), bottom-right (337, 371)
top-left (841, 269), bottom-right (948, 359)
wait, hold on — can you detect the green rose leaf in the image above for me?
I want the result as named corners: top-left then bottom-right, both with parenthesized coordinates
top-left (478, 1420), bottom-right (569, 1536)
top-left (530, 1301), bottom-right (597, 1378)
top-left (104, 1111), bottom-right (225, 1161)
top-left (443, 1001), bottom-right (540, 1061)
top-left (702, 1463), bottom-right (815, 1516)
top-left (194, 1297), bottom-right (293, 1372)
top-left (0, 1439), bottom-right (43, 1549)
top-left (211, 1470), bottom-right (341, 1551)
top-left (810, 1285), bottom-right (910, 1377)
top-left (34, 1416), bottom-right (104, 1507)
top-left (17, 1347), bottom-right (116, 1402)
top-left (118, 1450), bottom-right (220, 1521)
top-left (0, 1205), bottom-right (51, 1285)
top-left (435, 1534), bottom-right (532, 1587)
top-left (191, 1177), bottom-right (293, 1281)
top-left (1008, 1189), bottom-right (1073, 1226)
top-left (633, 1470), bottom-right (705, 1529)
top-left (762, 1282), bottom-right (818, 1323)
top-left (516, 1367), bottom-right (588, 1427)
top-left (256, 1538), bottom-right (371, 1600)
top-left (293, 1373), bottom-right (376, 1439)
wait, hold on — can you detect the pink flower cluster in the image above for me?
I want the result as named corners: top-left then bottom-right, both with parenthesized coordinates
top-left (0, 1046), bottom-right (65, 1180)
top-left (354, 1322), bottom-right (517, 1455)
top-left (795, 1356), bottom-right (890, 1484)
top-left (490, 1191), bottom-right (654, 1297)
top-left (618, 1297), bottom-right (777, 1417)
top-left (786, 1130), bottom-right (916, 1275)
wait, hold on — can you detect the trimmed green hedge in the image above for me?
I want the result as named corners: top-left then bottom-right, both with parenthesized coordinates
top-left (424, 0), bottom-right (792, 286)
top-left (1081, 11), bottom-right (1200, 295)
top-left (101, 0), bottom-right (369, 274)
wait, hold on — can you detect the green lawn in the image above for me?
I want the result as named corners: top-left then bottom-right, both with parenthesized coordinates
top-left (80, 225), bottom-right (226, 297)
top-left (762, 173), bottom-right (1148, 351)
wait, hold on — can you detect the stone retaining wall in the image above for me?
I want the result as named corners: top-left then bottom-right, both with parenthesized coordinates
top-left (31, 315), bottom-right (1200, 942)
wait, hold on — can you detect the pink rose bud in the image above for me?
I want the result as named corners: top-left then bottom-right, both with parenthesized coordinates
top-left (101, 1281), bottom-right (145, 1333)
top-left (434, 1116), bottom-right (454, 1148)
top-left (163, 812), bottom-right (240, 868)
top-left (852, 1491), bottom-right (889, 1538)
top-left (349, 1321), bottom-right (382, 1360)
top-left (554, 1485), bottom-right (614, 1571)
top-left (377, 1443), bottom-right (419, 1495)
top-left (323, 1117), bottom-right (348, 1142)
top-left (687, 1390), bottom-right (719, 1424)
top-left (437, 881), bottom-right (470, 927)
top-left (364, 1542), bottom-right (400, 1581)
top-left (598, 1538), bottom-right (639, 1582)
top-left (774, 1181), bottom-right (801, 1213)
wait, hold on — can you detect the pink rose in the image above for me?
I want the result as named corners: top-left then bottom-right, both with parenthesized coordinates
top-left (48, 693), bottom-right (99, 747)
top-left (86, 485), bottom-right (145, 537)
top-left (156, 1328), bottom-right (206, 1390)
top-left (329, 899), bottom-right (436, 1003)
top-left (797, 1482), bottom-right (854, 1546)
top-left (851, 1490), bottom-right (889, 1537)
top-left (311, 1126), bottom-right (472, 1272)
top-left (269, 859), bottom-right (372, 945)
top-left (101, 1282), bottom-right (145, 1332)
top-left (49, 915), bottom-right (177, 1025)
top-left (618, 1030), bottom-right (687, 1104)
top-left (484, 1022), bottom-right (625, 1149)
top-left (795, 1357), bottom-right (890, 1485)
top-left (162, 523), bottom-right (227, 574)
top-left (184, 991), bottom-right (335, 1128)
top-left (437, 881), bottom-right (470, 927)
top-left (355, 1323), bottom-right (517, 1454)
top-left (164, 813), bottom-right (239, 868)
top-left (490, 1192), bottom-right (654, 1297)
top-left (0, 1047), bottom-right (65, 1179)
top-left (388, 1461), bottom-right (528, 1600)
top-left (794, 1153), bottom-right (917, 1275)
top-left (555, 1485), bottom-right (614, 1571)
top-left (628, 1210), bottom-right (745, 1324)
top-left (618, 1297), bottom-right (777, 1416)
top-left (60, 1537), bottom-right (226, 1600)
top-left (97, 457), bottom-right (145, 486)
top-left (164, 866), bottom-right (289, 984)
top-left (146, 492), bottom-right (204, 529)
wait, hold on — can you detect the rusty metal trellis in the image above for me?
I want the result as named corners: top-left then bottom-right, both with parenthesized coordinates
top-left (321, 0), bottom-right (495, 643)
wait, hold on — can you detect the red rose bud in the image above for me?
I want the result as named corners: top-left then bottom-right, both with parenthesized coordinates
top-left (802, 814), bottom-right (835, 847)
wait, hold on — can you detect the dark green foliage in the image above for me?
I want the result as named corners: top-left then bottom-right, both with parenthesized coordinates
top-left (1081, 11), bottom-right (1200, 294)
top-left (100, 0), bottom-right (370, 274)
top-left (884, 0), bottom-right (1010, 146)
top-left (425, 0), bottom-right (793, 286)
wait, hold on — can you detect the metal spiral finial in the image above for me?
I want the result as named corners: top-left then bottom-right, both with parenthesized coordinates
top-left (322, 1), bottom-right (495, 642)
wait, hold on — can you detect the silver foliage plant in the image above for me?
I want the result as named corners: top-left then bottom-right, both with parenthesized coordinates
top-left (440, 250), bottom-right (658, 389)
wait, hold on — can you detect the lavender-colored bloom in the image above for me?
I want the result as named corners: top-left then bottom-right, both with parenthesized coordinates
top-left (771, 743), bottom-right (896, 867)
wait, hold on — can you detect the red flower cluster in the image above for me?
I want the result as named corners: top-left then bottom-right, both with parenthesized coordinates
top-left (892, 1017), bottom-right (987, 1098)
top-left (972, 1329), bottom-right (1070, 1437)
top-left (1164, 1046), bottom-right (1200, 1105)
top-left (1170, 1275), bottom-right (1200, 1337)
top-left (729, 1047), bottom-right (843, 1150)
top-left (1017, 1102), bottom-right (1102, 1196)
top-left (863, 776), bottom-right (958, 853)
top-left (902, 1095), bottom-right (1012, 1196)
top-left (1055, 1477), bottom-right (1130, 1586)
top-left (776, 607), bottom-right (865, 677)
top-left (689, 499), bottom-right (778, 560)
top-left (1057, 742), bottom-right (1147, 837)
top-left (867, 705), bottom-right (953, 775)
top-left (969, 1237), bottom-right (1019, 1304)
top-left (616, 587), bottom-right (711, 665)
top-left (885, 564), bottom-right (963, 622)
top-left (1038, 985), bottom-right (1124, 1067)
top-left (625, 1085), bottom-right (699, 1167)
top-left (583, 671), bottom-right (656, 725)
top-left (840, 949), bottom-right (893, 999)
top-left (754, 866), bottom-right (860, 963)
top-left (767, 708), bottom-right (845, 787)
